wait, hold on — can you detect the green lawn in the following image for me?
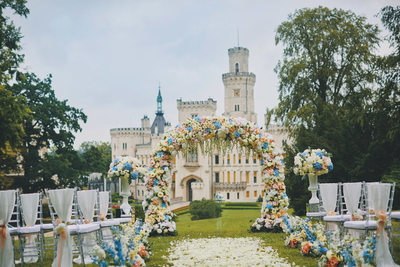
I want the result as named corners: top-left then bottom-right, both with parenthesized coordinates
top-left (146, 209), bottom-right (318, 267)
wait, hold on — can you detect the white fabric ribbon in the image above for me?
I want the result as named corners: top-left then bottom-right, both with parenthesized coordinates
top-left (0, 190), bottom-right (16, 267)
top-left (99, 192), bottom-right (109, 220)
top-left (369, 183), bottom-right (399, 267)
top-left (319, 183), bottom-right (337, 215)
top-left (343, 182), bottom-right (362, 216)
top-left (48, 189), bottom-right (74, 267)
top-left (20, 193), bottom-right (40, 263)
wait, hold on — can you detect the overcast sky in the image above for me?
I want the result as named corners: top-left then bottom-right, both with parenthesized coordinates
top-left (13, 0), bottom-right (397, 148)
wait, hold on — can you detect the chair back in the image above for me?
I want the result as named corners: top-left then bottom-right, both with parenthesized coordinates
top-left (76, 189), bottom-right (98, 223)
top-left (45, 188), bottom-right (76, 226)
top-left (2, 189), bottom-right (19, 228)
top-left (19, 192), bottom-right (43, 227)
top-left (319, 183), bottom-right (339, 215)
top-left (98, 191), bottom-right (114, 220)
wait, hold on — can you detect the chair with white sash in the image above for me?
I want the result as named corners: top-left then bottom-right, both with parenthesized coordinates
top-left (97, 191), bottom-right (120, 242)
top-left (72, 189), bottom-right (101, 265)
top-left (0, 189), bottom-right (18, 267)
top-left (322, 183), bottom-right (350, 234)
top-left (15, 192), bottom-right (43, 266)
top-left (45, 188), bottom-right (76, 267)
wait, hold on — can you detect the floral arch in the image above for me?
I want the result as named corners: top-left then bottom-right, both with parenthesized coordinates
top-left (142, 116), bottom-right (289, 234)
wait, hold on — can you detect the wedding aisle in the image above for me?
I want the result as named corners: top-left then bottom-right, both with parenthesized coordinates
top-left (164, 237), bottom-right (296, 266)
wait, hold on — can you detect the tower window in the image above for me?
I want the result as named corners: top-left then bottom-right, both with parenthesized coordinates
top-left (237, 192), bottom-right (240, 199)
top-left (227, 192), bottom-right (230, 199)
top-left (235, 105), bottom-right (240, 111)
top-left (186, 147), bottom-right (198, 162)
top-left (215, 155), bottom-right (219, 164)
top-left (215, 172), bottom-right (220, 183)
top-left (235, 63), bottom-right (239, 73)
top-left (191, 114), bottom-right (198, 119)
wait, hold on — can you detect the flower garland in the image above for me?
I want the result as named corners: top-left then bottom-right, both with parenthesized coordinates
top-left (143, 116), bottom-right (288, 232)
top-left (108, 156), bottom-right (146, 182)
top-left (281, 215), bottom-right (377, 267)
top-left (91, 221), bottom-right (152, 267)
top-left (293, 148), bottom-right (333, 177)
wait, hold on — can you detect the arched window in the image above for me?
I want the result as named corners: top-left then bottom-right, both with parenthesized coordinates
top-left (235, 63), bottom-right (239, 73)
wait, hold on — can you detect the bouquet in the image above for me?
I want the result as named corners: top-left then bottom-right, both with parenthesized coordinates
top-left (293, 148), bottom-right (333, 176)
top-left (108, 156), bottom-right (145, 182)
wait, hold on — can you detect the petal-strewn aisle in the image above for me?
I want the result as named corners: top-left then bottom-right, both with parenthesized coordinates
top-left (164, 237), bottom-right (296, 266)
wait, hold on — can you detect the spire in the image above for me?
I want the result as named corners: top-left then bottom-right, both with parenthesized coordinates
top-left (156, 85), bottom-right (163, 115)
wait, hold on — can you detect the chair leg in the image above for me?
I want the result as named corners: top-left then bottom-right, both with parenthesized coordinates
top-left (18, 234), bottom-right (25, 266)
top-left (77, 233), bottom-right (86, 266)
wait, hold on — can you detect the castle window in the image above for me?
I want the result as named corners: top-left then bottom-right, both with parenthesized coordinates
top-left (215, 155), bottom-right (219, 164)
top-left (235, 63), bottom-right (239, 73)
top-left (237, 192), bottom-right (240, 199)
top-left (253, 171), bottom-right (257, 183)
top-left (191, 114), bottom-right (198, 119)
top-left (246, 172), bottom-right (249, 183)
top-left (227, 192), bottom-right (230, 200)
top-left (238, 154), bottom-right (241, 164)
top-left (233, 154), bottom-right (236, 164)
top-left (245, 156), bottom-right (249, 164)
top-left (186, 147), bottom-right (198, 162)
top-left (233, 171), bottom-right (236, 183)
top-left (253, 155), bottom-right (257, 164)
top-left (233, 89), bottom-right (240, 97)
top-left (246, 191), bottom-right (249, 198)
top-left (235, 104), bottom-right (240, 111)
top-left (227, 171), bottom-right (230, 183)
top-left (227, 154), bottom-right (230, 164)
top-left (254, 191), bottom-right (257, 197)
top-left (215, 172), bottom-right (220, 183)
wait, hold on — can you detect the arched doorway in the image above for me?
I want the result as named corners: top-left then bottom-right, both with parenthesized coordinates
top-left (187, 178), bottom-right (197, 202)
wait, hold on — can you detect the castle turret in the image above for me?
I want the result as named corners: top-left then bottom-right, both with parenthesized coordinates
top-left (222, 47), bottom-right (257, 124)
top-left (141, 115), bottom-right (150, 129)
top-left (151, 86), bottom-right (168, 135)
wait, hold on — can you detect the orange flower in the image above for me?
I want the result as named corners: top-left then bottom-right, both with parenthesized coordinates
top-left (289, 239), bottom-right (298, 248)
top-left (139, 246), bottom-right (147, 257)
top-left (302, 242), bottom-right (310, 255)
top-left (152, 199), bottom-right (159, 205)
top-left (326, 256), bottom-right (340, 267)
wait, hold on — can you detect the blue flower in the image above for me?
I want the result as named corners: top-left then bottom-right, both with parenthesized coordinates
top-left (229, 119), bottom-right (232, 124)
top-left (235, 131), bottom-right (240, 137)
top-left (283, 193), bottom-right (287, 198)
top-left (195, 116), bottom-right (200, 122)
top-left (328, 164), bottom-right (333, 171)
top-left (165, 215), bottom-right (170, 221)
top-left (154, 179), bottom-right (159, 185)
top-left (301, 152), bottom-right (307, 157)
top-left (214, 122), bottom-right (221, 128)
top-left (130, 171), bottom-right (138, 180)
top-left (161, 203), bottom-right (166, 208)
top-left (124, 162), bottom-right (132, 171)
top-left (157, 152), bottom-right (163, 157)
top-left (313, 162), bottom-right (322, 170)
top-left (316, 152), bottom-right (323, 158)
top-left (112, 167), bottom-right (118, 172)
top-left (206, 127), bottom-right (211, 132)
top-left (168, 138), bottom-right (173, 144)
top-left (149, 167), bottom-right (154, 171)
top-left (274, 169), bottom-right (280, 176)
top-left (266, 204), bottom-right (273, 209)
top-left (263, 143), bottom-right (268, 149)
top-left (261, 159), bottom-right (264, 165)
top-left (259, 134), bottom-right (262, 138)
top-left (187, 126), bottom-right (192, 131)
top-left (319, 247), bottom-right (328, 253)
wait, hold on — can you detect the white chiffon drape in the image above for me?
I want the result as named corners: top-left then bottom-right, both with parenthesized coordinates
top-left (20, 193), bottom-right (39, 263)
top-left (319, 183), bottom-right (338, 214)
top-left (75, 190), bottom-right (97, 264)
top-left (369, 184), bottom-right (398, 267)
top-left (48, 189), bottom-right (74, 267)
top-left (99, 192), bottom-right (113, 241)
top-left (0, 190), bottom-right (16, 267)
top-left (343, 183), bottom-right (362, 215)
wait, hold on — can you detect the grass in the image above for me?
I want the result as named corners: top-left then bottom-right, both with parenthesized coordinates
top-left (146, 209), bottom-right (318, 267)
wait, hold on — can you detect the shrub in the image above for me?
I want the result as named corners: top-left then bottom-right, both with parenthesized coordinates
top-left (134, 204), bottom-right (145, 220)
top-left (256, 195), bottom-right (263, 202)
top-left (190, 199), bottom-right (222, 220)
top-left (224, 202), bottom-right (259, 207)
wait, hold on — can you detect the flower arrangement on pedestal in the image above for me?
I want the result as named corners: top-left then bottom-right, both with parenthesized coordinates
top-left (143, 116), bottom-right (288, 234)
top-left (108, 157), bottom-right (146, 216)
top-left (293, 148), bottom-right (333, 211)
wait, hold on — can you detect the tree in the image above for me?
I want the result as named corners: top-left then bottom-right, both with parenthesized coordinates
top-left (80, 141), bottom-right (111, 175)
top-left (0, 0), bottom-right (31, 177)
top-left (274, 7), bottom-right (380, 214)
top-left (11, 72), bottom-right (87, 192)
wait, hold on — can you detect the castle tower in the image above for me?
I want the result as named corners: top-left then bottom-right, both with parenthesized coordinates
top-left (151, 87), bottom-right (167, 135)
top-left (222, 47), bottom-right (257, 124)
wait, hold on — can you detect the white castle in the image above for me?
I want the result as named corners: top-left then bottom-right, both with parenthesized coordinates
top-left (110, 46), bottom-right (290, 203)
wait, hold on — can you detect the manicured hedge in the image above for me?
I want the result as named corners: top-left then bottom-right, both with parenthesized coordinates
top-left (190, 199), bottom-right (222, 220)
top-left (224, 202), bottom-right (260, 207)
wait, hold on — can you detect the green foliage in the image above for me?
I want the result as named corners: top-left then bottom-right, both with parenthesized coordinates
top-left (272, 6), bottom-right (400, 215)
top-left (134, 204), bottom-right (145, 221)
top-left (79, 141), bottom-right (111, 175)
top-left (0, 0), bottom-right (31, 177)
top-left (10, 72), bottom-right (87, 192)
top-left (256, 195), bottom-right (263, 202)
top-left (189, 199), bottom-right (222, 220)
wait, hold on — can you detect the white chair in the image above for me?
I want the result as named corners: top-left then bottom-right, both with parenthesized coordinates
top-left (15, 192), bottom-right (43, 266)
top-left (97, 191), bottom-right (120, 242)
top-left (0, 189), bottom-right (17, 267)
top-left (323, 183), bottom-right (351, 233)
top-left (73, 189), bottom-right (101, 265)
